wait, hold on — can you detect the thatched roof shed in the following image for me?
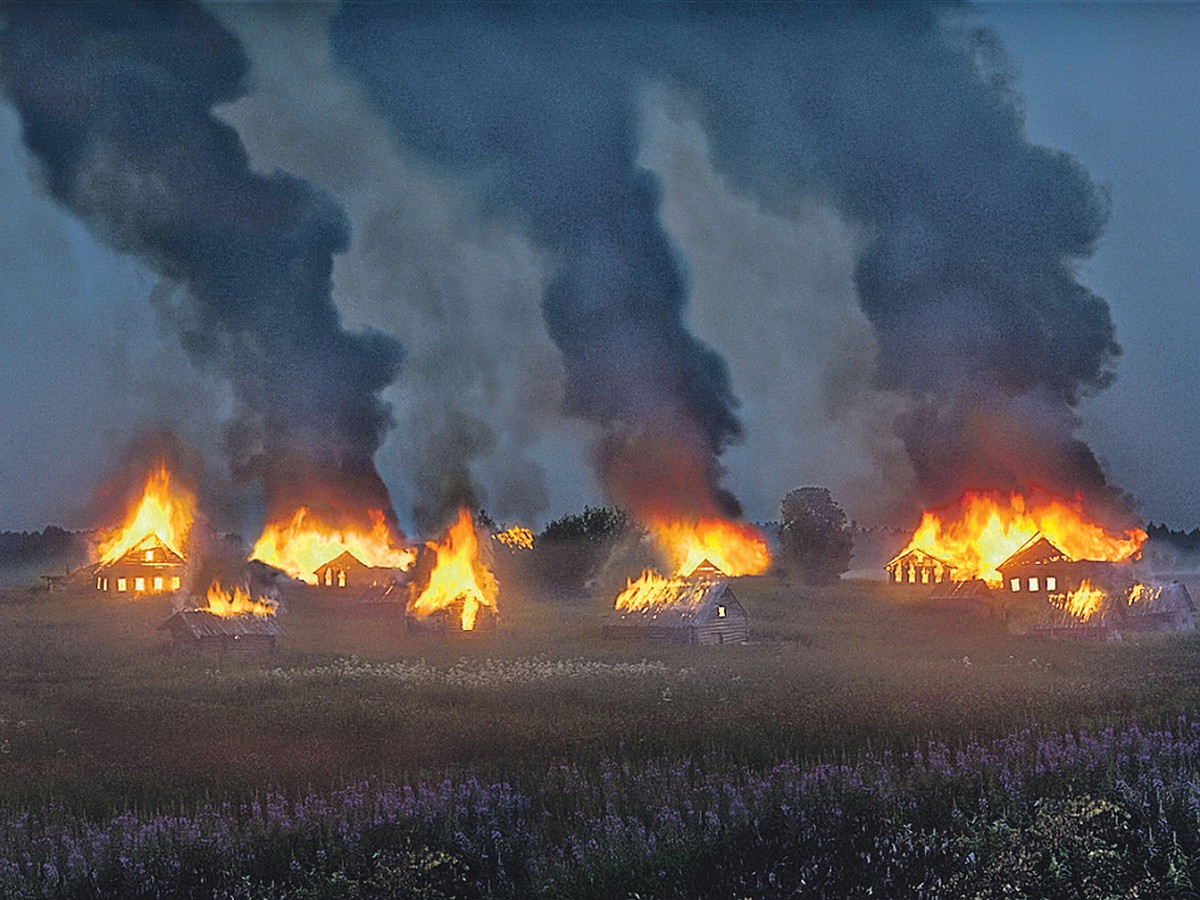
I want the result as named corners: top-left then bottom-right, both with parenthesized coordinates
top-left (159, 610), bottom-right (282, 655)
top-left (605, 580), bottom-right (748, 646)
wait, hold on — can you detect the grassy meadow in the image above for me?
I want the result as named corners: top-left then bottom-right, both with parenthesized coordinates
top-left (2, 575), bottom-right (1200, 896)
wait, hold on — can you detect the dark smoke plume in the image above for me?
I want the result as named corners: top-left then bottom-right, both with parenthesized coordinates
top-left (0, 2), bottom-right (406, 535)
top-left (331, 2), bottom-right (1126, 523)
top-left (330, 5), bottom-right (745, 522)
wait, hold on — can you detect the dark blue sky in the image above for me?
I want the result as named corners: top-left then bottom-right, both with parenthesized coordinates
top-left (0, 2), bottom-right (1195, 533)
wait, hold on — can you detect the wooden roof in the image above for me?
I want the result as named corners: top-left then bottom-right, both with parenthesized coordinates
top-left (1126, 582), bottom-right (1196, 618)
top-left (997, 535), bottom-right (1071, 571)
top-left (158, 609), bottom-right (282, 638)
top-left (687, 559), bottom-right (727, 579)
top-left (885, 547), bottom-right (953, 570)
top-left (313, 550), bottom-right (372, 573)
top-left (609, 581), bottom-right (745, 630)
top-left (98, 532), bottom-right (185, 570)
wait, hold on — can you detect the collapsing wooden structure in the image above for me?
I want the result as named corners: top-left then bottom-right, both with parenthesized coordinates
top-left (884, 548), bottom-right (955, 586)
top-left (404, 598), bottom-right (498, 635)
top-left (605, 580), bottom-right (748, 645)
top-left (158, 609), bottom-right (281, 655)
top-left (996, 535), bottom-right (1117, 603)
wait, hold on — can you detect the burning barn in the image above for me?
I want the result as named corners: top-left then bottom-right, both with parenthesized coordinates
top-left (313, 550), bottom-right (403, 591)
top-left (405, 599), bottom-right (499, 635)
top-left (159, 609), bottom-right (281, 655)
top-left (605, 573), bottom-right (748, 645)
top-left (95, 533), bottom-right (185, 595)
top-left (997, 535), bottom-right (1119, 603)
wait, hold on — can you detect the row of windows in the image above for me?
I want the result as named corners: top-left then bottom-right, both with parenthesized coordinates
top-left (323, 568), bottom-right (348, 587)
top-left (96, 575), bottom-right (182, 593)
top-left (1010, 576), bottom-right (1057, 592)
top-left (891, 568), bottom-right (950, 584)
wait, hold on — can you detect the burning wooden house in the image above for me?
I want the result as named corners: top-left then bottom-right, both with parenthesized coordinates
top-left (885, 548), bottom-right (956, 586)
top-left (405, 599), bottom-right (499, 635)
top-left (997, 534), bottom-right (1120, 603)
top-left (1119, 581), bottom-right (1196, 634)
top-left (605, 573), bottom-right (749, 645)
top-left (313, 550), bottom-right (404, 591)
top-left (95, 533), bottom-right (185, 595)
top-left (404, 508), bottom-right (500, 635)
top-left (159, 609), bottom-right (282, 655)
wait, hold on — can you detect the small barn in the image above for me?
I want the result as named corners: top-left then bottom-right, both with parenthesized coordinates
top-left (404, 600), bottom-right (498, 635)
top-left (885, 548), bottom-right (955, 586)
top-left (1122, 581), bottom-right (1196, 633)
top-left (997, 535), bottom-right (1117, 603)
top-left (604, 580), bottom-right (748, 645)
top-left (95, 533), bottom-right (186, 595)
top-left (313, 551), bottom-right (402, 590)
top-left (158, 609), bottom-right (281, 655)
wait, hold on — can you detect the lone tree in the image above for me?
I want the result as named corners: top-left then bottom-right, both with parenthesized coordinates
top-left (779, 487), bottom-right (853, 585)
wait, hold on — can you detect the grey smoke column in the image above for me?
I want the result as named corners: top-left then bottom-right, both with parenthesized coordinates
top-left (331, 2), bottom-right (1126, 521)
top-left (0, 2), bottom-right (406, 533)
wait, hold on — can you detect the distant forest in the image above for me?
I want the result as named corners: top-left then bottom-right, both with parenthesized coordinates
top-left (1147, 523), bottom-right (1200, 554)
top-left (0, 527), bottom-right (87, 571)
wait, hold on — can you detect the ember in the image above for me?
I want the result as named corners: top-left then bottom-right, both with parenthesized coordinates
top-left (493, 525), bottom-right (534, 551)
top-left (409, 508), bottom-right (498, 631)
top-left (894, 490), bottom-right (1145, 587)
top-left (250, 507), bottom-right (414, 584)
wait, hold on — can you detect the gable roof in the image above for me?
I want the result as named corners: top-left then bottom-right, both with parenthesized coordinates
top-left (98, 532), bottom-right (185, 569)
top-left (158, 609), bottom-right (282, 638)
top-left (997, 535), bottom-right (1072, 571)
top-left (885, 547), bottom-right (953, 570)
top-left (313, 550), bottom-right (372, 573)
top-left (609, 581), bottom-right (745, 630)
top-left (687, 559), bottom-right (727, 579)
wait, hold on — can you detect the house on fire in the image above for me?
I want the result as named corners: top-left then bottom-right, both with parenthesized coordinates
top-left (604, 580), bottom-right (749, 645)
top-left (885, 548), bottom-right (956, 586)
top-left (95, 533), bottom-right (185, 595)
top-left (313, 551), bottom-right (403, 591)
top-left (996, 534), bottom-right (1119, 603)
top-left (404, 599), bottom-right (499, 635)
top-left (158, 609), bottom-right (282, 655)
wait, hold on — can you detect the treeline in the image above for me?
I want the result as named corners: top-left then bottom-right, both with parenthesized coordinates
top-left (0, 526), bottom-right (86, 569)
top-left (1147, 522), bottom-right (1200, 553)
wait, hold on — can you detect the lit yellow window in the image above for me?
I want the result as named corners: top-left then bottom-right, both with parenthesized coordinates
top-left (145, 550), bottom-right (154, 562)
top-left (171, 576), bottom-right (181, 590)
top-left (117, 578), bottom-right (127, 592)
top-left (921, 568), bottom-right (930, 583)
top-left (102, 578), bottom-right (108, 591)
top-left (325, 569), bottom-right (333, 586)
top-left (717, 605), bottom-right (726, 618)
top-left (134, 577), bottom-right (145, 592)
top-left (1028, 577), bottom-right (1039, 592)
top-left (153, 577), bottom-right (164, 591)
top-left (337, 570), bottom-right (346, 588)
top-left (1046, 576), bottom-right (1057, 591)
top-left (96, 577), bottom-right (103, 590)
top-left (907, 568), bottom-right (915, 583)
top-left (1010, 578), bottom-right (1020, 592)
top-left (894, 570), bottom-right (902, 583)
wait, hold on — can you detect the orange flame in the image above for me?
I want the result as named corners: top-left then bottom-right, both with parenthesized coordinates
top-left (1126, 583), bottom-right (1162, 607)
top-left (493, 525), bottom-right (534, 551)
top-left (97, 462), bottom-right (195, 564)
top-left (897, 491), bottom-right (1145, 587)
top-left (202, 580), bottom-right (277, 618)
top-left (410, 508), bottom-right (498, 631)
top-left (250, 507), bottom-right (415, 584)
top-left (648, 516), bottom-right (771, 578)
top-left (1052, 579), bottom-right (1106, 623)
top-left (615, 569), bottom-right (713, 612)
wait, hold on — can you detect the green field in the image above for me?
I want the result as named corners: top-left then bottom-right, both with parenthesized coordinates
top-left (2, 577), bottom-right (1200, 896)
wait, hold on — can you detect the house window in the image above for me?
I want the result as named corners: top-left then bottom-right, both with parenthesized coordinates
top-left (171, 576), bottom-right (181, 590)
top-left (117, 578), bottom-right (127, 592)
top-left (337, 570), bottom-right (346, 588)
top-left (153, 577), bottom-right (164, 591)
top-left (1046, 576), bottom-right (1057, 592)
top-left (134, 577), bottom-right (145, 592)
top-left (894, 569), bottom-right (901, 583)
top-left (96, 577), bottom-right (103, 591)
top-left (921, 568), bottom-right (929, 583)
top-left (907, 568), bottom-right (916, 583)
top-left (1010, 578), bottom-right (1020, 592)
top-left (1028, 577), bottom-right (1039, 592)
top-left (145, 550), bottom-right (154, 562)
top-left (717, 605), bottom-right (726, 618)
top-left (102, 578), bottom-right (108, 591)
top-left (325, 569), bottom-right (333, 586)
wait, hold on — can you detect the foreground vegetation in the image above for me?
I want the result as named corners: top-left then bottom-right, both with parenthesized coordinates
top-left (2, 576), bottom-right (1200, 896)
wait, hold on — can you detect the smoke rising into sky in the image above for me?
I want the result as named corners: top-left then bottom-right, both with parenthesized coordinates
top-left (0, 2), bottom-right (1196, 536)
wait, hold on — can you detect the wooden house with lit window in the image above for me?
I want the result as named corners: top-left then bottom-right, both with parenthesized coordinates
top-left (313, 551), bottom-right (403, 591)
top-left (996, 534), bottom-right (1117, 603)
top-left (95, 533), bottom-right (185, 595)
top-left (604, 580), bottom-right (748, 645)
top-left (884, 548), bottom-right (956, 587)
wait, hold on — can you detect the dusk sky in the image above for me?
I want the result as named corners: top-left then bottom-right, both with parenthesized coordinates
top-left (0, 2), bottom-right (1196, 536)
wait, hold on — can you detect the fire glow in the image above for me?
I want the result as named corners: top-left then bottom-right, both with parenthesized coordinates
top-left (410, 508), bottom-right (498, 631)
top-left (648, 517), bottom-right (770, 578)
top-left (1052, 579), bottom-right (1106, 623)
top-left (202, 581), bottom-right (277, 618)
top-left (615, 570), bottom-right (711, 613)
top-left (898, 491), bottom-right (1146, 587)
top-left (97, 462), bottom-right (195, 564)
top-left (250, 508), bottom-right (415, 584)
top-left (493, 526), bottom-right (534, 551)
